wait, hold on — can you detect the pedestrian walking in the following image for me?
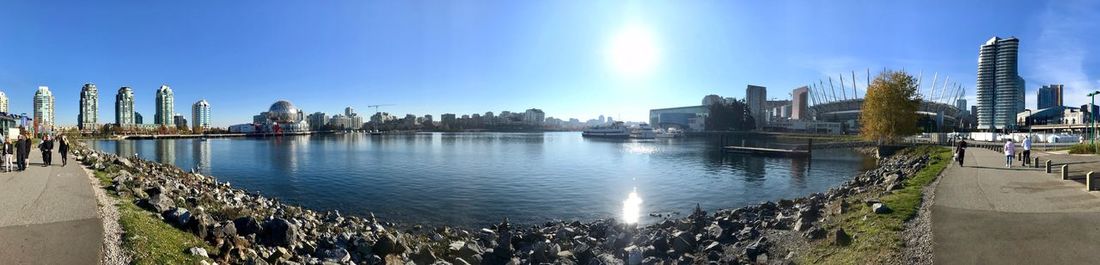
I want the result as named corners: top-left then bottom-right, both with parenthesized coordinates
top-left (2, 139), bottom-right (13, 172)
top-left (1004, 139), bottom-right (1015, 168)
top-left (1022, 135), bottom-right (1032, 166)
top-left (955, 138), bottom-right (968, 167)
top-left (39, 135), bottom-right (53, 167)
top-left (58, 135), bottom-right (69, 166)
top-left (16, 135), bottom-right (27, 171)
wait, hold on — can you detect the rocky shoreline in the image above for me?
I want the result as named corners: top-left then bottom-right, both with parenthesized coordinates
top-left (74, 143), bottom-right (931, 265)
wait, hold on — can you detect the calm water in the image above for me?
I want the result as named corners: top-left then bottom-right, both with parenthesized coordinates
top-left (89, 132), bottom-right (874, 227)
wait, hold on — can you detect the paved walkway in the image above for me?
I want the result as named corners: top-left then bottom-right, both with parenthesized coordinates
top-left (0, 151), bottom-right (103, 264)
top-left (933, 147), bottom-right (1100, 264)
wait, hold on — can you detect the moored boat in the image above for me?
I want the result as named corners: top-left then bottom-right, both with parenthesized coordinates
top-left (582, 122), bottom-right (630, 138)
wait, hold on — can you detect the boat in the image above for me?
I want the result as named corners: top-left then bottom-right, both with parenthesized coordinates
top-left (369, 130), bottom-right (383, 136)
top-left (656, 128), bottom-right (683, 138)
top-left (630, 123), bottom-right (657, 139)
top-left (582, 122), bottom-right (630, 138)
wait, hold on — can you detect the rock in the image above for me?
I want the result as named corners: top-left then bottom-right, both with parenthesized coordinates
top-left (163, 207), bottom-right (191, 227)
top-left (140, 193), bottom-right (175, 214)
top-left (233, 216), bottom-right (263, 236)
top-left (832, 228), bottom-right (851, 246)
top-left (189, 247), bottom-right (209, 258)
top-left (116, 157), bottom-right (133, 168)
top-left (624, 245), bottom-right (642, 265)
top-left (373, 233), bottom-right (403, 255)
top-left (320, 247), bottom-right (351, 263)
top-left (793, 217), bottom-right (812, 232)
top-left (744, 237), bottom-right (768, 261)
top-left (259, 218), bottom-right (299, 247)
top-left (802, 227), bottom-right (826, 240)
top-left (410, 247), bottom-right (437, 265)
top-left (671, 231), bottom-right (696, 254)
top-left (872, 203), bottom-right (891, 214)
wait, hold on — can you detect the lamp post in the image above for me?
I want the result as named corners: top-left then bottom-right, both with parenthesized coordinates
top-left (1025, 109), bottom-right (1032, 140)
top-left (1090, 91), bottom-right (1099, 149)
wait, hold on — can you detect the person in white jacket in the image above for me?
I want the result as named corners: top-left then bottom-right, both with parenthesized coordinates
top-left (1004, 139), bottom-right (1015, 168)
top-left (1022, 136), bottom-right (1032, 166)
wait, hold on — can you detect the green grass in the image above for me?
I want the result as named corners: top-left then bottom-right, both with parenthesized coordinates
top-left (1069, 143), bottom-right (1100, 154)
top-left (94, 170), bottom-right (216, 265)
top-left (799, 146), bottom-right (951, 264)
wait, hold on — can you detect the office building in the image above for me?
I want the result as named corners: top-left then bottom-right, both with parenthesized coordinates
top-left (791, 86), bottom-right (809, 120)
top-left (956, 99), bottom-right (968, 115)
top-left (115, 87), bottom-right (135, 126)
top-left (173, 114), bottom-right (187, 130)
top-left (307, 112), bottom-right (328, 131)
top-left (135, 112), bottom-right (143, 124)
top-left (345, 107), bottom-right (355, 117)
top-left (1037, 84), bottom-right (1064, 110)
top-left (746, 85), bottom-right (767, 128)
top-left (976, 37), bottom-right (1023, 130)
top-left (79, 83), bottom-right (98, 130)
top-left (154, 85), bottom-right (174, 126)
top-left (192, 100), bottom-right (211, 131)
top-left (0, 91), bottom-right (8, 113)
top-left (33, 86), bottom-right (54, 131)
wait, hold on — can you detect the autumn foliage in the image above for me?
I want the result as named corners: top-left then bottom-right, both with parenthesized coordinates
top-left (860, 70), bottom-right (921, 144)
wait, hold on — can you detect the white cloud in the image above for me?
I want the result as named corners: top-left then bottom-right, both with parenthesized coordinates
top-left (1028, 0), bottom-right (1100, 108)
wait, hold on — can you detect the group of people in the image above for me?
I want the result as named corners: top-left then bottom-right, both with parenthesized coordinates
top-left (1, 134), bottom-right (69, 172)
top-left (954, 135), bottom-right (1032, 168)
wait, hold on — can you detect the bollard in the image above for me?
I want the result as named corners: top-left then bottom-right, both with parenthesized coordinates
top-left (1088, 171), bottom-right (1096, 191)
top-left (1034, 157), bottom-right (1041, 168)
top-left (1062, 165), bottom-right (1069, 180)
top-left (1046, 160), bottom-right (1052, 174)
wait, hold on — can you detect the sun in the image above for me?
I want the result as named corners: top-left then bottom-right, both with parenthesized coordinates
top-left (605, 24), bottom-right (660, 77)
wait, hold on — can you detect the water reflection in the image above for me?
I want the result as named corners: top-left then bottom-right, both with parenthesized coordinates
top-left (155, 140), bottom-right (175, 164)
top-left (192, 139), bottom-right (211, 174)
top-left (622, 187), bottom-right (642, 224)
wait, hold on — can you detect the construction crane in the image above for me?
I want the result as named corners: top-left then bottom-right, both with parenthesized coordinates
top-left (367, 104), bottom-right (394, 115)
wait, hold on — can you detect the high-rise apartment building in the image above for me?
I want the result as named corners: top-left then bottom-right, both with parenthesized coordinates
top-left (79, 83), bottom-right (99, 130)
top-left (33, 86), bottom-right (54, 131)
top-left (956, 99), bottom-right (967, 115)
top-left (0, 91), bottom-right (8, 113)
top-left (1037, 84), bottom-right (1064, 110)
top-left (746, 85), bottom-right (767, 127)
top-left (115, 87), bottom-right (135, 126)
top-left (192, 100), bottom-right (211, 131)
top-left (155, 85), bottom-right (174, 126)
top-left (307, 112), bottom-right (328, 131)
top-left (975, 37), bottom-right (1023, 130)
top-left (173, 114), bottom-right (188, 130)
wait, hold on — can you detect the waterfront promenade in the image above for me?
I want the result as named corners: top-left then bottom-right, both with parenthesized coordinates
top-left (933, 147), bottom-right (1100, 264)
top-left (0, 151), bottom-right (103, 264)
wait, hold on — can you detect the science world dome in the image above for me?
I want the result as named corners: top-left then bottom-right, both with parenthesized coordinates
top-left (267, 100), bottom-right (301, 123)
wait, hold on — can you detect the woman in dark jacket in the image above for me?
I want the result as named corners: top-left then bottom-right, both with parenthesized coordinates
top-left (38, 135), bottom-right (53, 167)
top-left (58, 135), bottom-right (69, 166)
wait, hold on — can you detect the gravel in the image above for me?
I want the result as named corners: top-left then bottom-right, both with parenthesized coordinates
top-left (83, 167), bottom-right (130, 265)
top-left (899, 168), bottom-right (940, 265)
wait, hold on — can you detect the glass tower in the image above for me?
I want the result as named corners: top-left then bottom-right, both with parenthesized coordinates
top-left (79, 83), bottom-right (99, 130)
top-left (115, 87), bottom-right (135, 126)
top-left (155, 85), bottom-right (174, 126)
top-left (975, 37), bottom-right (1023, 130)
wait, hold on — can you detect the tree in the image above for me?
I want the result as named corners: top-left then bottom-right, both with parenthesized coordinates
top-left (705, 99), bottom-right (755, 131)
top-left (860, 70), bottom-right (921, 144)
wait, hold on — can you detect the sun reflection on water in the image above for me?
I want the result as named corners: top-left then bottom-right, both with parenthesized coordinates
top-left (623, 187), bottom-right (643, 224)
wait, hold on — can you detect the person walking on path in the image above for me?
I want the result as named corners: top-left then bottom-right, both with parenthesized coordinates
top-left (38, 135), bottom-right (53, 167)
top-left (1004, 139), bottom-right (1015, 168)
top-left (1022, 136), bottom-right (1032, 166)
top-left (955, 138), bottom-right (968, 167)
top-left (16, 135), bottom-right (27, 171)
top-left (57, 135), bottom-right (69, 166)
top-left (3, 139), bottom-right (13, 172)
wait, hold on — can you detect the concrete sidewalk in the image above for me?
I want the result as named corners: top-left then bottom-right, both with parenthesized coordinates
top-left (0, 150), bottom-right (103, 265)
top-left (933, 147), bottom-right (1100, 264)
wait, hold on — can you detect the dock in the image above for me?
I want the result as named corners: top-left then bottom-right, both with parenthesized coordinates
top-left (722, 146), bottom-right (810, 157)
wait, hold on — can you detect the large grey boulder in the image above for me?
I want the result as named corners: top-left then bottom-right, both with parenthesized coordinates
top-left (140, 193), bottom-right (175, 213)
top-left (260, 218), bottom-right (299, 247)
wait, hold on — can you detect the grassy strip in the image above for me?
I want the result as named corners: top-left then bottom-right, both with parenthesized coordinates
top-left (1068, 143), bottom-right (1099, 154)
top-left (94, 170), bottom-right (216, 265)
top-left (800, 145), bottom-right (951, 264)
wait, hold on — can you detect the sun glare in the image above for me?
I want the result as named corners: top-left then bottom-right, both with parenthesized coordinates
top-left (605, 24), bottom-right (660, 77)
top-left (622, 187), bottom-right (643, 224)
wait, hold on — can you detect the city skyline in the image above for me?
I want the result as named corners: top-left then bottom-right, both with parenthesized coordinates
top-left (0, 1), bottom-right (1098, 127)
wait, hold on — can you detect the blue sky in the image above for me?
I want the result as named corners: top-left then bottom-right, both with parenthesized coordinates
top-left (1, 0), bottom-right (1098, 127)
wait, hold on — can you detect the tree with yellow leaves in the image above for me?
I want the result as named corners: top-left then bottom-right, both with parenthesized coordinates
top-left (860, 70), bottom-right (921, 144)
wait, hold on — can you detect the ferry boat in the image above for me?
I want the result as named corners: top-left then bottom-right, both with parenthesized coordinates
top-left (582, 122), bottom-right (630, 138)
top-left (630, 123), bottom-right (657, 139)
top-left (656, 128), bottom-right (683, 138)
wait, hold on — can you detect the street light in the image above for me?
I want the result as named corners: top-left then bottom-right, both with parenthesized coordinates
top-left (1025, 108), bottom-right (1032, 139)
top-left (1089, 91), bottom-right (1100, 150)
